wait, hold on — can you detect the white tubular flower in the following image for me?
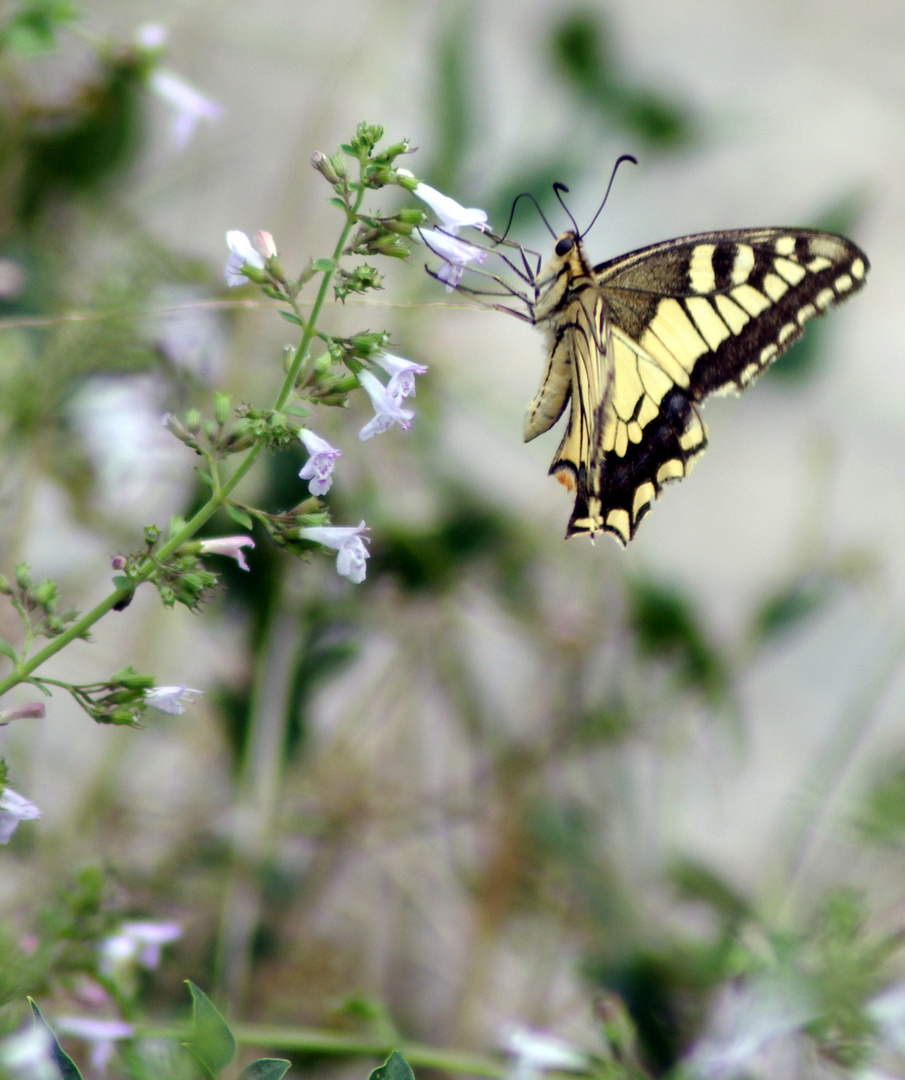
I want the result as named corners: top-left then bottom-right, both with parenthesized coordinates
top-left (298, 429), bottom-right (341, 496)
top-left (0, 789), bottom-right (40, 845)
top-left (420, 228), bottom-right (488, 290)
top-left (101, 921), bottom-right (182, 972)
top-left (373, 352), bottom-right (428, 402)
top-left (225, 230), bottom-right (265, 287)
top-left (149, 70), bottom-right (222, 150)
top-left (198, 535), bottom-right (255, 570)
top-left (0, 1023), bottom-right (56, 1080)
top-left (54, 1018), bottom-right (133, 1075)
top-left (143, 686), bottom-right (203, 715)
top-left (358, 371), bottom-right (415, 440)
top-left (410, 181), bottom-right (488, 232)
top-left (502, 1026), bottom-right (589, 1080)
top-left (298, 522), bottom-right (370, 584)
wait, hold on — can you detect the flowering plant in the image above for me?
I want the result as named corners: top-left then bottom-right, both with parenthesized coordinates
top-left (0, 121), bottom-right (480, 824)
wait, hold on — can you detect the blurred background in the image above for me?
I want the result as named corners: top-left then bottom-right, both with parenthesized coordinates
top-left (0, 0), bottom-right (903, 1076)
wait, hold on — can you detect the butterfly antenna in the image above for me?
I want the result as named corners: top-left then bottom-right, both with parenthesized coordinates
top-left (581, 153), bottom-right (638, 240)
top-left (500, 192), bottom-right (558, 243)
top-left (553, 182), bottom-right (580, 235)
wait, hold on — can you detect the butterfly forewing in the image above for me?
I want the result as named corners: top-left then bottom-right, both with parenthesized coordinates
top-left (527, 227), bottom-right (869, 543)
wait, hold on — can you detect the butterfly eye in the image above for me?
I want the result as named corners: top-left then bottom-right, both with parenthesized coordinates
top-left (555, 236), bottom-right (574, 257)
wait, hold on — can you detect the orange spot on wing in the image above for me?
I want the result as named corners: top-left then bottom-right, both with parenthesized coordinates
top-left (554, 469), bottom-right (575, 491)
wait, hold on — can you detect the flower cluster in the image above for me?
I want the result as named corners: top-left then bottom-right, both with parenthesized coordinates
top-left (196, 140), bottom-right (485, 592)
top-left (400, 172), bottom-right (490, 289)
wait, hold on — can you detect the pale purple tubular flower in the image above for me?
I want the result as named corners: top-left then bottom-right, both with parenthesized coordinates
top-left (111, 921), bottom-right (183, 969)
top-left (358, 371), bottom-right (414, 440)
top-left (373, 352), bottom-right (428, 402)
top-left (54, 1018), bottom-right (134, 1075)
top-left (0, 789), bottom-right (40, 844)
top-left (409, 180), bottom-right (488, 232)
top-left (0, 702), bottom-right (45, 725)
top-left (100, 922), bottom-right (181, 982)
top-left (198, 535), bottom-right (255, 570)
top-left (298, 522), bottom-right (370, 584)
top-left (143, 686), bottom-right (203, 716)
top-left (420, 228), bottom-right (488, 290)
top-left (149, 69), bottom-right (222, 150)
top-left (225, 231), bottom-right (265, 287)
top-left (298, 429), bottom-right (341, 496)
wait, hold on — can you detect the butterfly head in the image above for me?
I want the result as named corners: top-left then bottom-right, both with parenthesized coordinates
top-left (554, 233), bottom-right (577, 258)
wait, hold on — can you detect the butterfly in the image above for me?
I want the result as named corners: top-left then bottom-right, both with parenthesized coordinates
top-left (433, 164), bottom-right (869, 544)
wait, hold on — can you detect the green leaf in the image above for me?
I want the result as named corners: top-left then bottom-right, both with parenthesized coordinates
top-left (1, 1), bottom-right (79, 56)
top-left (28, 998), bottom-right (84, 1080)
top-left (628, 577), bottom-right (728, 703)
top-left (238, 1059), bottom-right (292, 1080)
top-left (0, 637), bottom-right (17, 662)
top-left (182, 982), bottom-right (236, 1078)
top-left (225, 504), bottom-right (254, 530)
top-left (312, 258), bottom-right (335, 273)
top-left (369, 1051), bottom-right (415, 1080)
top-left (279, 311), bottom-right (304, 327)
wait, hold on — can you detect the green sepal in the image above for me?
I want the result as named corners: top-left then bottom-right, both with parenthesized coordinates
top-left (0, 638), bottom-right (17, 663)
top-left (225, 504), bottom-right (254, 530)
top-left (237, 1059), bottom-right (292, 1080)
top-left (284, 404), bottom-right (310, 419)
top-left (28, 997), bottom-right (85, 1080)
top-left (182, 982), bottom-right (236, 1079)
top-left (369, 1051), bottom-right (415, 1080)
top-left (312, 258), bottom-right (335, 272)
top-left (279, 311), bottom-right (304, 327)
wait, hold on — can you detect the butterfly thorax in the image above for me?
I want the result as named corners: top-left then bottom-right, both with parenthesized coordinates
top-left (532, 231), bottom-right (597, 325)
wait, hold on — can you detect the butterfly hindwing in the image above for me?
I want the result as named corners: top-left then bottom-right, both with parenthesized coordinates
top-left (528, 227), bottom-right (868, 543)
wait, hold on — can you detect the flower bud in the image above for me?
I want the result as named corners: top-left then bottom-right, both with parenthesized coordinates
top-left (376, 139), bottom-right (412, 162)
top-left (253, 231), bottom-right (277, 260)
top-left (185, 408), bottom-right (202, 433)
top-left (111, 555), bottom-right (128, 571)
top-left (0, 702), bottom-right (45, 724)
top-left (107, 707), bottom-right (141, 727)
top-left (213, 392), bottom-right (231, 427)
top-left (33, 581), bottom-right (57, 608)
top-left (14, 564), bottom-right (31, 590)
top-left (313, 352), bottom-right (333, 375)
top-left (311, 151), bottom-right (344, 183)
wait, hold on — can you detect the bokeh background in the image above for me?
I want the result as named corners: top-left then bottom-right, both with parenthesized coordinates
top-left (1, 0), bottom-right (904, 1076)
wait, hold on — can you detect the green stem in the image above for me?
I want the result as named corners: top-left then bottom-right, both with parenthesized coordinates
top-left (0, 183), bottom-right (368, 703)
top-left (276, 184), bottom-right (365, 409)
top-left (134, 1024), bottom-right (507, 1078)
